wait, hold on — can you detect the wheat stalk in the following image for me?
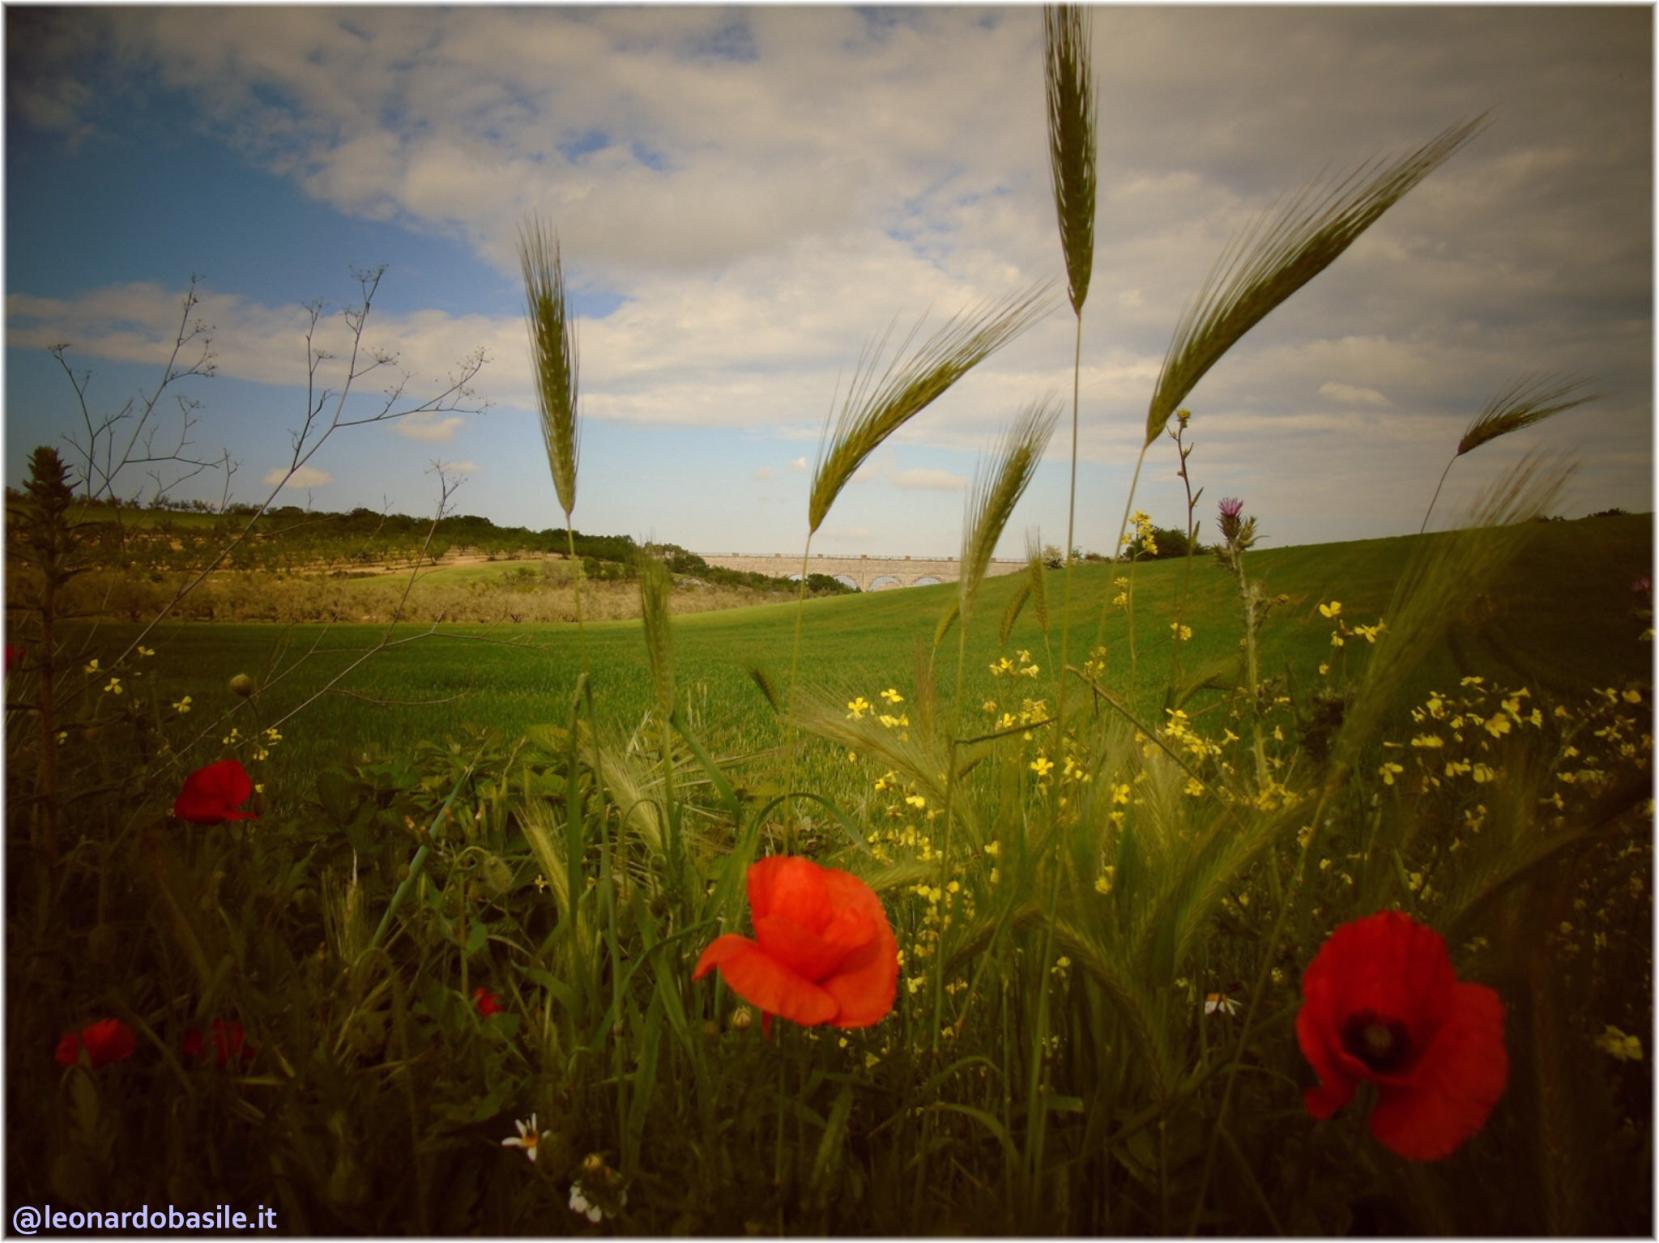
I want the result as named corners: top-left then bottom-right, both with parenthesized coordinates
top-left (1457, 373), bottom-right (1595, 457)
top-left (1419, 374), bottom-right (1594, 533)
top-left (960, 399), bottom-right (1060, 624)
top-left (518, 217), bottom-right (581, 518)
top-left (638, 554), bottom-right (675, 722)
top-left (809, 284), bottom-right (1052, 536)
top-left (1024, 529), bottom-right (1051, 639)
top-left (1045, 3), bottom-right (1096, 317)
top-left (1146, 117), bottom-right (1486, 447)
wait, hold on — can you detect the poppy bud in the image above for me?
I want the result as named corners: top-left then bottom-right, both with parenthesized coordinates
top-left (228, 673), bottom-right (255, 697)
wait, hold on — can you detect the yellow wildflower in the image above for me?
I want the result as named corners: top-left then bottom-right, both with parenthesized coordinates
top-left (1596, 1026), bottom-right (1643, 1062)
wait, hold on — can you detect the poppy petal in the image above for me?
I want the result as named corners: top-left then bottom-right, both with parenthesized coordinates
top-left (693, 933), bottom-right (755, 980)
top-left (1306, 912), bottom-right (1456, 1048)
top-left (747, 855), bottom-right (830, 932)
top-left (1369, 982), bottom-right (1508, 1161)
top-left (754, 906), bottom-right (874, 981)
top-left (817, 868), bottom-right (898, 1026)
top-left (54, 1033), bottom-right (81, 1067)
top-left (174, 759), bottom-right (257, 824)
top-left (820, 929), bottom-right (899, 1028)
top-left (1296, 991), bottom-right (1358, 1118)
top-left (695, 935), bottom-right (838, 1027)
top-left (78, 1018), bottom-right (136, 1067)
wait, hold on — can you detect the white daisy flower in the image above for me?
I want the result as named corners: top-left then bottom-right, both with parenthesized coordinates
top-left (501, 1113), bottom-right (543, 1162)
top-left (1204, 992), bottom-right (1240, 1016)
top-left (569, 1180), bottom-right (602, 1223)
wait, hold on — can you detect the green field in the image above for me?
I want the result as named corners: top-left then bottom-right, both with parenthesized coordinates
top-left (105, 513), bottom-right (1652, 800)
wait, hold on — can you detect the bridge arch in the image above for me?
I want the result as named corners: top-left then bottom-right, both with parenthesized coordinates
top-left (868, 574), bottom-right (902, 591)
top-left (912, 575), bottom-right (943, 586)
top-left (833, 574), bottom-right (860, 591)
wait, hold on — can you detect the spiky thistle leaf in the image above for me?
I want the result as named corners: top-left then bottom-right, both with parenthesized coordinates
top-left (519, 217), bottom-right (581, 518)
top-left (1045, 4), bottom-right (1097, 315)
top-left (810, 284), bottom-right (1052, 535)
top-left (1457, 374), bottom-right (1595, 457)
top-left (960, 398), bottom-right (1061, 622)
top-left (1146, 117), bottom-right (1485, 446)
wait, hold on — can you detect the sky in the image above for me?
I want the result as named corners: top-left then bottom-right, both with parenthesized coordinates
top-left (5, 4), bottom-right (1652, 559)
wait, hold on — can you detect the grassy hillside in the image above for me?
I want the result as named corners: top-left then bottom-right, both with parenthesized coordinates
top-left (80, 512), bottom-right (1651, 798)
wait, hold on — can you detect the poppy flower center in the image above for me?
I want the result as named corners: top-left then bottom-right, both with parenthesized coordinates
top-left (1340, 1010), bottom-right (1414, 1073)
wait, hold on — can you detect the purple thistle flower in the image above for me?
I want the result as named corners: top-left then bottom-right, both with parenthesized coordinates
top-left (1217, 496), bottom-right (1245, 544)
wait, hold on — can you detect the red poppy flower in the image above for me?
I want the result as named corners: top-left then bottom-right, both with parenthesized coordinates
top-left (473, 986), bottom-right (505, 1018)
top-left (693, 855), bottom-right (898, 1032)
top-left (56, 1018), bottom-right (137, 1069)
top-left (54, 1032), bottom-right (81, 1067)
top-left (183, 1019), bottom-right (252, 1066)
top-left (173, 759), bottom-right (257, 824)
top-left (1297, 911), bottom-right (1508, 1161)
top-left (4, 644), bottom-right (21, 674)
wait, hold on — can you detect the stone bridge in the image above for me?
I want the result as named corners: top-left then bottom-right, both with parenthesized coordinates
top-left (699, 552), bottom-right (1026, 592)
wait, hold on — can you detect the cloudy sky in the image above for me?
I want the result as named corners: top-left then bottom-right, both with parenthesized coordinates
top-left (5, 5), bottom-right (1651, 557)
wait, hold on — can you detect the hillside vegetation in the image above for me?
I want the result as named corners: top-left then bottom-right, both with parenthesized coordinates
top-left (5, 495), bottom-right (852, 624)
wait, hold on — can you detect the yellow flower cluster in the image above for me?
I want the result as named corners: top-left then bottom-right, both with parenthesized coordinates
top-left (988, 649), bottom-right (1041, 679)
top-left (1121, 510), bottom-right (1158, 557)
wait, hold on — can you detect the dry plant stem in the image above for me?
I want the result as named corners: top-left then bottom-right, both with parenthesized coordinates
top-left (1231, 552), bottom-right (1269, 788)
top-left (565, 519), bottom-right (586, 665)
top-left (263, 474), bottom-right (458, 733)
top-left (1096, 442), bottom-right (1149, 676)
top-left (53, 275), bottom-right (220, 506)
top-left (1167, 421), bottom-right (1201, 688)
top-left (96, 270), bottom-right (482, 674)
top-left (1418, 456), bottom-right (1457, 536)
top-left (929, 618), bottom-right (971, 1054)
top-left (1053, 311), bottom-right (1083, 770)
top-left (782, 534), bottom-right (815, 849)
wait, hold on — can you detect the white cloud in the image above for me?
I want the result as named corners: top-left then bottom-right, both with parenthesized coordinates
top-left (753, 465), bottom-right (773, 481)
top-left (7, 7), bottom-right (1650, 549)
top-left (889, 467), bottom-right (967, 492)
top-left (264, 465), bottom-right (332, 488)
top-left (439, 460), bottom-right (481, 476)
top-left (1318, 381), bottom-right (1393, 408)
top-left (397, 414), bottom-right (468, 442)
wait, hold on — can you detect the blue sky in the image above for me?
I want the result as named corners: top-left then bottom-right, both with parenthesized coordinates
top-left (6, 5), bottom-right (1652, 557)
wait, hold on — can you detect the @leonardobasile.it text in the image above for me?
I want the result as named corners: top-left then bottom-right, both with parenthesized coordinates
top-left (11, 1203), bottom-right (278, 1234)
